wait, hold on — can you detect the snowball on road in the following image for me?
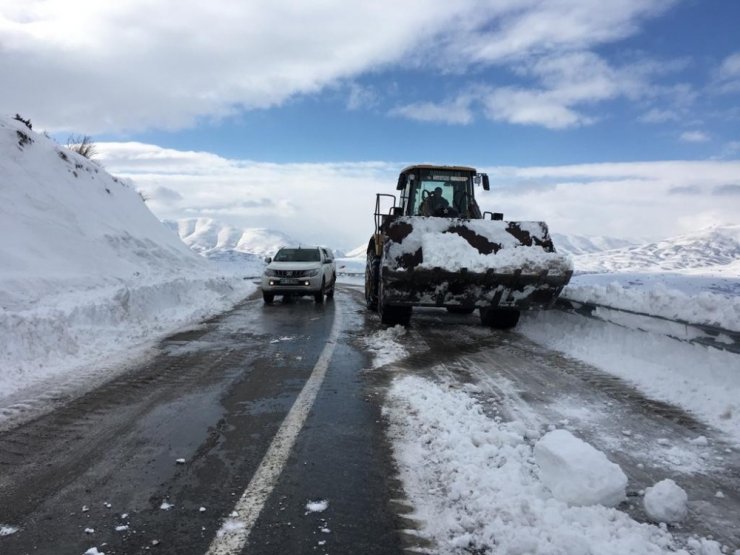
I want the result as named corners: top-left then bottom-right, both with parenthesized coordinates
top-left (644, 479), bottom-right (689, 524)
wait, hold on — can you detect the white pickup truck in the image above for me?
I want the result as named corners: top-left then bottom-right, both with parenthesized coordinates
top-left (261, 246), bottom-right (337, 304)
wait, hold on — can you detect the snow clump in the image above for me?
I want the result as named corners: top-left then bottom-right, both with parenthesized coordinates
top-left (534, 429), bottom-right (627, 507)
top-left (643, 479), bottom-right (689, 523)
top-left (305, 499), bottom-right (329, 513)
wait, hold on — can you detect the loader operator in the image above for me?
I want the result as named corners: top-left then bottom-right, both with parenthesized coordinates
top-left (428, 186), bottom-right (458, 217)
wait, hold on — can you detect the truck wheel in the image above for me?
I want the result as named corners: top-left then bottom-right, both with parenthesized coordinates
top-left (365, 252), bottom-right (380, 311)
top-left (314, 279), bottom-right (325, 303)
top-left (479, 307), bottom-right (520, 329)
top-left (263, 292), bottom-right (274, 304)
top-left (326, 274), bottom-right (336, 300)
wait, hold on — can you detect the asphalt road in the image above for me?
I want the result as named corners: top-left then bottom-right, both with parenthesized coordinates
top-left (1, 285), bottom-right (737, 553)
top-left (0, 288), bottom-right (403, 555)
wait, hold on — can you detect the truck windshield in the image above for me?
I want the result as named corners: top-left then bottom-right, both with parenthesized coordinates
top-left (410, 172), bottom-right (471, 216)
top-left (274, 248), bottom-right (321, 262)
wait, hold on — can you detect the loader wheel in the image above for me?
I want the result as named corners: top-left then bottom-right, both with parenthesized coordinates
top-left (378, 281), bottom-right (412, 326)
top-left (479, 307), bottom-right (520, 329)
top-left (380, 303), bottom-right (412, 326)
top-left (365, 252), bottom-right (380, 311)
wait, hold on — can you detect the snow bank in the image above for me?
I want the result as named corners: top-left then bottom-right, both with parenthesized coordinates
top-left (564, 273), bottom-right (740, 331)
top-left (534, 429), bottom-right (627, 507)
top-left (518, 311), bottom-right (740, 445)
top-left (385, 375), bottom-right (721, 554)
top-left (643, 479), bottom-right (689, 524)
top-left (0, 116), bottom-right (254, 405)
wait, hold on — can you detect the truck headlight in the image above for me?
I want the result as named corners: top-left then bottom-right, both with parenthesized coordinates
top-left (305, 269), bottom-right (319, 277)
top-left (264, 268), bottom-right (277, 277)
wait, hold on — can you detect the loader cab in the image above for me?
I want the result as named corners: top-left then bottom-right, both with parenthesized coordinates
top-left (397, 165), bottom-right (483, 219)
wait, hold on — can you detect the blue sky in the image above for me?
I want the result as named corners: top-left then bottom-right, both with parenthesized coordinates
top-left (90, 0), bottom-right (740, 166)
top-left (1, 0), bottom-right (739, 249)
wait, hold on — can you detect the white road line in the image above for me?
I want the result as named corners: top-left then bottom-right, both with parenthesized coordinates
top-left (206, 303), bottom-right (343, 555)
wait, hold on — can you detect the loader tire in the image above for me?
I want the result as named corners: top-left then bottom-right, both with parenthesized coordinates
top-left (380, 304), bottom-right (412, 326)
top-left (378, 280), bottom-right (412, 326)
top-left (480, 307), bottom-right (520, 329)
top-left (365, 252), bottom-right (380, 311)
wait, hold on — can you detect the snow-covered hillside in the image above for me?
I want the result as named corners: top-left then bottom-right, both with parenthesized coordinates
top-left (0, 116), bottom-right (254, 405)
top-left (551, 232), bottom-right (638, 256)
top-left (574, 225), bottom-right (740, 273)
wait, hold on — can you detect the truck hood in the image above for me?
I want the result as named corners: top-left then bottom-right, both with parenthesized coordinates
top-left (267, 261), bottom-right (322, 271)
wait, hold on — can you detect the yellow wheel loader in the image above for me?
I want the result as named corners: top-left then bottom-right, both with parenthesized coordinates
top-left (364, 165), bottom-right (573, 327)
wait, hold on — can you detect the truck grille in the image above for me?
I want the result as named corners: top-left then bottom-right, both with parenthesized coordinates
top-left (274, 269), bottom-right (310, 277)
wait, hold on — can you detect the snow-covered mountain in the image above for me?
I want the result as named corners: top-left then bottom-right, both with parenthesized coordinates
top-left (164, 217), bottom-right (299, 257)
top-left (551, 233), bottom-right (638, 256)
top-left (574, 224), bottom-right (740, 273)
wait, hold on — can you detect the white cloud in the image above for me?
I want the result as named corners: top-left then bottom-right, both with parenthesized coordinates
top-left (481, 87), bottom-right (588, 129)
top-left (640, 108), bottom-right (680, 123)
top-left (97, 142), bottom-right (740, 248)
top-left (390, 97), bottom-right (474, 125)
top-left (391, 50), bottom-right (691, 129)
top-left (714, 51), bottom-right (740, 93)
top-left (0, 0), bottom-right (680, 133)
top-left (679, 130), bottom-right (710, 143)
top-left (433, 0), bottom-right (677, 68)
top-left (346, 83), bottom-right (379, 111)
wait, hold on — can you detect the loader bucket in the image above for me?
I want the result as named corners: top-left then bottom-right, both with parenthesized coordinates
top-left (380, 216), bottom-right (572, 310)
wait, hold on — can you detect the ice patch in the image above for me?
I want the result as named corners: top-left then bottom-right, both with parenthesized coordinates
top-left (534, 429), bottom-right (627, 507)
top-left (643, 479), bottom-right (689, 523)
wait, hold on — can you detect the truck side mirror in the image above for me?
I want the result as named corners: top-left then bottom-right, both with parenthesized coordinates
top-left (264, 257), bottom-right (272, 263)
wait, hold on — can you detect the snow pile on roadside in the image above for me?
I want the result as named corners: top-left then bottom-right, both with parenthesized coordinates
top-left (518, 311), bottom-right (740, 445)
top-left (361, 325), bottom-right (408, 368)
top-left (534, 429), bottom-right (627, 507)
top-left (384, 375), bottom-right (724, 555)
top-left (564, 273), bottom-right (740, 331)
top-left (0, 116), bottom-right (254, 403)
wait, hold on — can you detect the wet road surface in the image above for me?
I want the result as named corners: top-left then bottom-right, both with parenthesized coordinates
top-left (1, 286), bottom-right (738, 553)
top-left (0, 289), bottom-right (403, 554)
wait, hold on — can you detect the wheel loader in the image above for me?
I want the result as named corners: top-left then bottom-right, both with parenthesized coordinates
top-left (364, 164), bottom-right (572, 327)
